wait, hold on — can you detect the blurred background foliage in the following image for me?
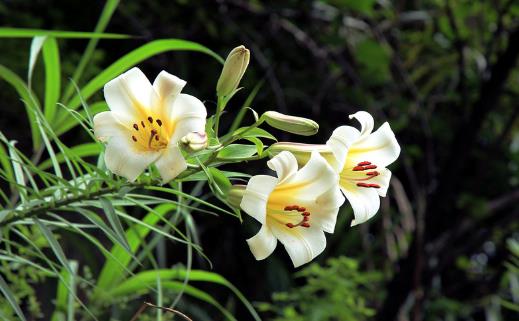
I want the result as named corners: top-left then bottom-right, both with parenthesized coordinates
top-left (0, 0), bottom-right (518, 320)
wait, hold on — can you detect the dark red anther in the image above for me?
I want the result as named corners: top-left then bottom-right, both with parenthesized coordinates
top-left (357, 182), bottom-right (371, 188)
top-left (363, 165), bottom-right (377, 170)
top-left (284, 206), bottom-right (291, 211)
top-left (368, 183), bottom-right (380, 188)
top-left (302, 212), bottom-right (310, 216)
top-left (303, 216), bottom-right (309, 222)
top-left (366, 171), bottom-right (379, 176)
top-left (358, 161), bottom-right (371, 166)
top-left (156, 119), bottom-right (162, 126)
top-left (352, 166), bottom-right (365, 171)
top-left (148, 116), bottom-right (153, 123)
top-left (131, 136), bottom-right (137, 142)
top-left (297, 207), bottom-right (306, 212)
top-left (141, 121), bottom-right (145, 128)
top-left (301, 223), bottom-right (310, 228)
top-left (155, 135), bottom-right (159, 141)
top-left (133, 123), bottom-right (139, 131)
top-left (286, 223), bottom-right (295, 228)
top-left (151, 129), bottom-right (158, 135)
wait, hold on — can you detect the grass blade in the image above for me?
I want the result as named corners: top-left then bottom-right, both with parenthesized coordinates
top-left (0, 274), bottom-right (27, 321)
top-left (0, 27), bottom-right (129, 39)
top-left (99, 197), bottom-right (130, 252)
top-left (43, 37), bottom-right (61, 122)
top-left (34, 218), bottom-right (72, 274)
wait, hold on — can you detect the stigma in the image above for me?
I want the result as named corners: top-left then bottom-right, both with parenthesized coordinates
top-left (283, 205), bottom-right (311, 228)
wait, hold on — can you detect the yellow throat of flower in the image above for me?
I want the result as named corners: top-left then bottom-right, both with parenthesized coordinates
top-left (130, 115), bottom-right (169, 151)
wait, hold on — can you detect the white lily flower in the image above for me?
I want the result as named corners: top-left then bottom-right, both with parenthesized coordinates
top-left (93, 67), bottom-right (207, 182)
top-left (241, 151), bottom-right (345, 267)
top-left (326, 111), bottom-right (400, 226)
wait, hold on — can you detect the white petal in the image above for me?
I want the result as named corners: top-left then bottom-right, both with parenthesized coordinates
top-left (246, 225), bottom-right (277, 260)
top-left (93, 111), bottom-right (125, 142)
top-left (104, 135), bottom-right (160, 182)
top-left (347, 122), bottom-right (401, 168)
top-left (267, 151), bottom-right (299, 184)
top-left (271, 223), bottom-right (326, 268)
top-left (349, 111), bottom-right (374, 138)
top-left (154, 145), bottom-right (187, 183)
top-left (103, 67), bottom-right (158, 124)
top-left (153, 71), bottom-right (186, 115)
top-left (343, 187), bottom-right (381, 226)
top-left (241, 175), bottom-right (278, 224)
top-left (170, 94), bottom-right (207, 142)
top-left (288, 151), bottom-right (338, 200)
top-left (313, 186), bottom-right (345, 233)
top-left (369, 168), bottom-right (392, 197)
top-left (326, 125), bottom-right (361, 171)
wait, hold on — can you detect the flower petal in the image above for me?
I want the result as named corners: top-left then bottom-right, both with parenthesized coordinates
top-left (270, 223), bottom-right (326, 268)
top-left (313, 186), bottom-right (345, 233)
top-left (154, 145), bottom-right (187, 183)
top-left (241, 175), bottom-right (278, 224)
top-left (153, 71), bottom-right (186, 116)
top-left (326, 125), bottom-right (361, 171)
top-left (267, 151), bottom-right (299, 184)
top-left (104, 67), bottom-right (158, 124)
top-left (286, 151), bottom-right (338, 200)
top-left (93, 111), bottom-right (125, 142)
top-left (246, 225), bottom-right (277, 260)
top-left (169, 94), bottom-right (207, 142)
top-left (347, 122), bottom-right (401, 168)
top-left (104, 135), bottom-right (160, 182)
top-left (349, 111), bottom-right (374, 138)
top-left (342, 186), bottom-right (380, 226)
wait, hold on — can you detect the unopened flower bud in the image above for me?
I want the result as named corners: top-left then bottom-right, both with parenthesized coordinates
top-left (180, 132), bottom-right (208, 152)
top-left (227, 184), bottom-right (246, 208)
top-left (262, 111), bottom-right (319, 136)
top-left (216, 45), bottom-right (250, 97)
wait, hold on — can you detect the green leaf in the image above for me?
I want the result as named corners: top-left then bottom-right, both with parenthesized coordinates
top-left (234, 127), bottom-right (277, 141)
top-left (61, 39), bottom-right (223, 118)
top-left (0, 274), bottom-right (27, 321)
top-left (99, 197), bottom-right (131, 252)
top-left (51, 261), bottom-right (78, 321)
top-left (28, 36), bottom-right (46, 85)
top-left (0, 28), bottom-right (130, 39)
top-left (34, 218), bottom-right (72, 274)
top-left (43, 37), bottom-right (61, 122)
top-left (208, 167), bottom-right (232, 196)
top-left (0, 65), bottom-right (42, 149)
top-left (95, 204), bottom-right (176, 293)
top-left (217, 144), bottom-right (258, 160)
top-left (38, 143), bottom-right (102, 171)
top-left (62, 0), bottom-right (120, 103)
top-left (180, 170), bottom-right (250, 182)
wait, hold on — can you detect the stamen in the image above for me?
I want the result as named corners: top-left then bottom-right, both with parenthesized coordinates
top-left (358, 161), bottom-right (371, 166)
top-left (148, 116), bottom-right (153, 123)
top-left (155, 135), bottom-right (159, 141)
top-left (356, 182), bottom-right (380, 188)
top-left (133, 123), bottom-right (139, 131)
top-left (284, 205), bottom-right (312, 228)
top-left (156, 119), bottom-right (162, 127)
top-left (352, 166), bottom-right (365, 171)
top-left (141, 121), bottom-right (146, 128)
top-left (364, 165), bottom-right (377, 170)
top-left (366, 171), bottom-right (379, 176)
top-left (131, 136), bottom-right (137, 142)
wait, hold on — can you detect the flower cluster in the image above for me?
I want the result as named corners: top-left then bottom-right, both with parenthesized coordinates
top-left (93, 45), bottom-right (400, 269)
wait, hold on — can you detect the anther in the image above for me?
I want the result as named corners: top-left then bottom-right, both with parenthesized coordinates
top-left (131, 136), bottom-right (137, 142)
top-left (297, 207), bottom-right (306, 212)
top-left (286, 223), bottom-right (295, 228)
top-left (366, 171), bottom-right (379, 176)
top-left (368, 183), bottom-right (380, 188)
top-left (358, 161), bottom-right (371, 166)
top-left (301, 223), bottom-right (310, 228)
top-left (155, 135), bottom-right (159, 141)
top-left (156, 119), bottom-right (162, 127)
top-left (364, 165), bottom-right (377, 170)
top-left (133, 123), bottom-right (139, 131)
top-left (302, 212), bottom-right (310, 216)
top-left (148, 116), bottom-right (153, 123)
top-left (151, 129), bottom-right (158, 135)
top-left (303, 216), bottom-right (309, 222)
top-left (352, 166), bottom-right (365, 171)
top-left (357, 182), bottom-right (371, 188)
top-left (141, 121), bottom-right (146, 128)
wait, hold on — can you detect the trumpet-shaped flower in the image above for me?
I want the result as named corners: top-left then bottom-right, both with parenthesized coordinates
top-left (270, 111), bottom-right (400, 226)
top-left (93, 67), bottom-right (207, 182)
top-left (241, 151), bottom-right (345, 267)
top-left (327, 111), bottom-right (400, 226)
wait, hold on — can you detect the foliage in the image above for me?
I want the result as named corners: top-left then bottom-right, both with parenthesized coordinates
top-left (258, 257), bottom-right (382, 321)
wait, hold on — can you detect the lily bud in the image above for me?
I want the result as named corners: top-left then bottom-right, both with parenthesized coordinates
top-left (227, 184), bottom-right (246, 208)
top-left (180, 132), bottom-right (208, 152)
top-left (216, 45), bottom-right (250, 97)
top-left (262, 111), bottom-right (319, 136)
